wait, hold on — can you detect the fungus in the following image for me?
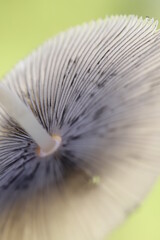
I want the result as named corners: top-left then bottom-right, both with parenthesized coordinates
top-left (0, 15), bottom-right (160, 240)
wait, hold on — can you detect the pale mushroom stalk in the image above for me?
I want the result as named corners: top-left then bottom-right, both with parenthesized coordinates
top-left (0, 84), bottom-right (61, 156)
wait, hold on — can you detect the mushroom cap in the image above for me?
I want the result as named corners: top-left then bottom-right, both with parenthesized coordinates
top-left (1, 15), bottom-right (160, 240)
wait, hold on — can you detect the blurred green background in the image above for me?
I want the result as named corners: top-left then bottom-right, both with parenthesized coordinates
top-left (0, 0), bottom-right (160, 239)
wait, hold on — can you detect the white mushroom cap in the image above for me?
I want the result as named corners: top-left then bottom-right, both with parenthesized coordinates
top-left (0, 15), bottom-right (160, 240)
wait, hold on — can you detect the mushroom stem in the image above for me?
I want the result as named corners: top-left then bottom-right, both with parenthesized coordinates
top-left (0, 84), bottom-right (61, 155)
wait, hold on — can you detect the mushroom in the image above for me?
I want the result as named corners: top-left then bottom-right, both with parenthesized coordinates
top-left (0, 15), bottom-right (160, 240)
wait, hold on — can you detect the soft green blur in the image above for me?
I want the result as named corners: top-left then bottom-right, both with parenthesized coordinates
top-left (0, 0), bottom-right (160, 239)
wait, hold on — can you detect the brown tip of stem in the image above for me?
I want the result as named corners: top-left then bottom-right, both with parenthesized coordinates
top-left (36, 134), bottom-right (62, 157)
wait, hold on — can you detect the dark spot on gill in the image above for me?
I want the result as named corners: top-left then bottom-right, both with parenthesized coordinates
top-left (69, 135), bottom-right (81, 141)
top-left (80, 109), bottom-right (86, 117)
top-left (63, 150), bottom-right (74, 157)
top-left (70, 73), bottom-right (77, 87)
top-left (25, 162), bottom-right (40, 181)
top-left (59, 106), bottom-right (68, 128)
top-left (49, 101), bottom-right (52, 108)
top-left (55, 110), bottom-right (59, 124)
top-left (46, 162), bottom-right (50, 174)
top-left (150, 81), bottom-right (160, 89)
top-left (110, 72), bottom-right (117, 77)
top-left (61, 153), bottom-right (76, 171)
top-left (97, 50), bottom-right (110, 66)
top-left (87, 67), bottom-right (91, 73)
top-left (69, 116), bottom-right (79, 127)
top-left (61, 74), bottom-right (66, 87)
top-left (68, 58), bottom-right (72, 64)
top-left (90, 92), bottom-right (95, 98)
top-left (75, 93), bottom-right (81, 102)
top-left (2, 169), bottom-right (24, 190)
top-left (97, 71), bottom-right (117, 88)
top-left (62, 143), bottom-right (67, 147)
top-left (93, 106), bottom-right (106, 121)
top-left (97, 80), bottom-right (107, 88)
top-left (16, 162), bottom-right (40, 190)
top-left (100, 71), bottom-right (105, 77)
top-left (62, 58), bottom-right (77, 86)
top-left (63, 74), bottom-right (66, 80)
top-left (74, 58), bottom-right (78, 64)
top-left (108, 127), bottom-right (116, 133)
top-left (2, 155), bottom-right (23, 170)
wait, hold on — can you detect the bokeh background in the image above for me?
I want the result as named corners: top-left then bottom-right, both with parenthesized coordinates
top-left (0, 0), bottom-right (160, 239)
